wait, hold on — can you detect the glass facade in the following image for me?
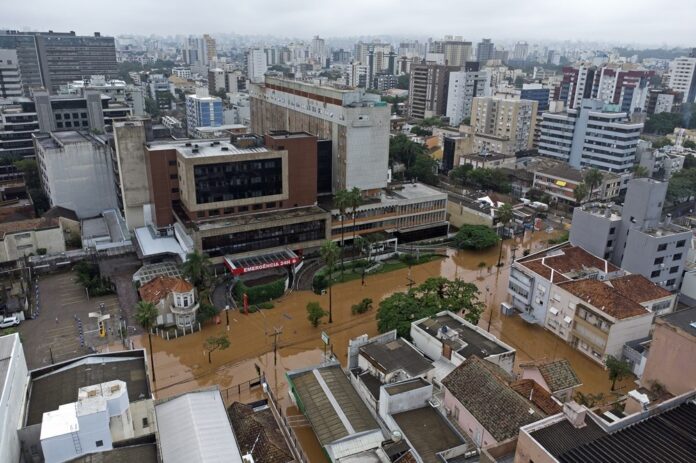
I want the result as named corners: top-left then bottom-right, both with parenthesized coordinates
top-left (201, 219), bottom-right (326, 256)
top-left (194, 159), bottom-right (283, 204)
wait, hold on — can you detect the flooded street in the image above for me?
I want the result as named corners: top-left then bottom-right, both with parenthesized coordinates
top-left (131, 228), bottom-right (630, 445)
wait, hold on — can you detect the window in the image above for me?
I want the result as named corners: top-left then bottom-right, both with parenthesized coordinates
top-left (654, 257), bottom-right (664, 265)
top-left (55, 113), bottom-right (62, 120)
top-left (657, 243), bottom-right (668, 251)
top-left (142, 417), bottom-right (149, 428)
top-left (651, 270), bottom-right (661, 278)
top-left (238, 205), bottom-right (248, 212)
top-left (81, 112), bottom-right (87, 118)
top-left (667, 279), bottom-right (676, 287)
top-left (266, 202), bottom-right (276, 208)
top-left (674, 253), bottom-right (683, 261)
top-left (171, 188), bottom-right (179, 193)
top-left (197, 211), bottom-right (205, 218)
top-left (170, 174), bottom-right (177, 180)
top-left (607, 240), bottom-right (613, 247)
top-left (677, 240), bottom-right (686, 248)
top-left (670, 266), bottom-right (679, 274)
top-left (168, 160), bottom-right (177, 166)
top-left (64, 113), bottom-right (71, 119)
top-left (96, 440), bottom-right (104, 448)
top-left (223, 207), bottom-right (234, 214)
top-left (253, 204), bottom-right (263, 210)
top-left (609, 227), bottom-right (616, 234)
top-left (72, 113), bottom-right (79, 119)
top-left (56, 122), bottom-right (63, 128)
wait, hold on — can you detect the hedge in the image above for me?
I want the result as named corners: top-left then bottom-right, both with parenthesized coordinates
top-left (233, 277), bottom-right (286, 305)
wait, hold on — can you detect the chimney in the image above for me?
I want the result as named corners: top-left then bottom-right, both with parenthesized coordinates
top-left (563, 401), bottom-right (587, 428)
top-left (625, 390), bottom-right (650, 415)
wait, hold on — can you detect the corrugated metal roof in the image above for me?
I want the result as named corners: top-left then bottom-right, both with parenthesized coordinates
top-left (155, 390), bottom-right (243, 463)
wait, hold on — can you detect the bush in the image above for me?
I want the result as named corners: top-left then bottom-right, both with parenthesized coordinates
top-left (36, 248), bottom-right (47, 255)
top-left (351, 298), bottom-right (373, 315)
top-left (312, 273), bottom-right (328, 294)
top-left (234, 277), bottom-right (286, 305)
top-left (74, 261), bottom-right (114, 296)
top-left (197, 302), bottom-right (220, 323)
top-left (257, 301), bottom-right (274, 310)
top-left (306, 301), bottom-right (327, 327)
top-left (454, 225), bottom-right (500, 250)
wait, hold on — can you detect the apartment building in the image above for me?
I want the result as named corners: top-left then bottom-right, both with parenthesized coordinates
top-left (445, 64), bottom-right (490, 126)
top-left (0, 49), bottom-right (22, 99)
top-left (57, 75), bottom-right (145, 117)
top-left (408, 61), bottom-right (457, 119)
top-left (475, 39), bottom-right (495, 63)
top-left (668, 56), bottom-right (696, 103)
top-left (531, 162), bottom-right (622, 204)
top-left (0, 30), bottom-right (117, 94)
top-left (249, 76), bottom-right (390, 194)
top-left (570, 178), bottom-right (691, 290)
top-left (429, 36), bottom-right (473, 68)
top-left (0, 98), bottom-right (37, 158)
top-left (0, 217), bottom-right (64, 262)
top-left (646, 88), bottom-right (682, 115)
top-left (246, 48), bottom-right (267, 84)
top-left (185, 91), bottom-right (223, 136)
top-left (470, 97), bottom-right (537, 156)
top-left (538, 99), bottom-right (643, 174)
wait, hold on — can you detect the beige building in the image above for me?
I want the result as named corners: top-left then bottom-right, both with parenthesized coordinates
top-left (0, 218), bottom-right (65, 262)
top-left (470, 97), bottom-right (537, 156)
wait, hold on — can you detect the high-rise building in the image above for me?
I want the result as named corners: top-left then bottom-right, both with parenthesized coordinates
top-left (310, 36), bottom-right (327, 67)
top-left (470, 97), bottom-right (537, 155)
top-left (538, 99), bottom-right (643, 173)
top-left (594, 67), bottom-right (654, 113)
top-left (408, 61), bottom-right (457, 119)
top-left (646, 88), bottom-right (682, 115)
top-left (249, 76), bottom-right (390, 194)
top-left (445, 64), bottom-right (490, 126)
top-left (0, 30), bottom-right (117, 94)
top-left (203, 34), bottom-right (216, 64)
top-left (668, 56), bottom-right (696, 103)
top-left (0, 49), bottom-right (22, 98)
top-left (512, 42), bottom-right (529, 61)
top-left (185, 90), bottom-right (223, 136)
top-left (476, 39), bottom-right (495, 63)
top-left (554, 65), bottom-right (597, 110)
top-left (246, 48), bottom-right (267, 84)
top-left (208, 68), bottom-right (226, 94)
top-left (430, 36), bottom-right (473, 68)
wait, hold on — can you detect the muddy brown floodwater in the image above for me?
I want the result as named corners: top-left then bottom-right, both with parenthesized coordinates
top-left (123, 229), bottom-right (633, 462)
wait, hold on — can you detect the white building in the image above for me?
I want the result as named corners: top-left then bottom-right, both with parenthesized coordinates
top-left (0, 218), bottom-right (65, 262)
top-left (57, 75), bottom-right (145, 117)
top-left (446, 69), bottom-right (490, 126)
top-left (172, 67), bottom-right (192, 79)
top-left (668, 56), bottom-right (696, 103)
top-left (34, 131), bottom-right (119, 219)
top-left (0, 49), bottom-right (22, 98)
top-left (0, 334), bottom-right (29, 463)
top-left (247, 48), bottom-right (267, 84)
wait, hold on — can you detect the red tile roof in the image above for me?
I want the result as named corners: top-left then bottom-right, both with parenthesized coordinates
top-left (510, 379), bottom-right (562, 416)
top-left (557, 279), bottom-right (649, 320)
top-left (608, 274), bottom-right (672, 304)
top-left (139, 276), bottom-right (193, 304)
top-left (518, 245), bottom-right (618, 282)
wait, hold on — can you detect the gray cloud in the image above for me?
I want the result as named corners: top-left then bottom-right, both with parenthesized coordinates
top-left (1, 0), bottom-right (694, 46)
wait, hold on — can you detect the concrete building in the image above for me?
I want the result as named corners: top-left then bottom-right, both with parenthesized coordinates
top-left (408, 61), bottom-right (457, 119)
top-left (0, 49), bottom-right (22, 99)
top-left (476, 39), bottom-right (495, 63)
top-left (249, 76), bottom-right (390, 194)
top-left (139, 276), bottom-right (198, 329)
top-left (646, 88), bottom-right (682, 115)
top-left (430, 36), bottom-right (473, 68)
top-left (512, 42), bottom-right (529, 61)
top-left (247, 48), bottom-right (267, 84)
top-left (668, 56), bottom-right (696, 103)
top-left (0, 218), bottom-right (64, 262)
top-left (470, 97), bottom-right (537, 156)
top-left (208, 68), bottom-right (225, 94)
top-left (57, 75), bottom-right (145, 117)
top-left (33, 89), bottom-right (132, 134)
top-left (112, 120), bottom-right (150, 230)
top-left (569, 178), bottom-right (691, 290)
top-left (0, 30), bottom-right (117, 94)
top-left (202, 34), bottom-right (216, 63)
top-left (185, 90), bottom-right (223, 137)
top-left (148, 74), bottom-right (172, 110)
top-left (0, 334), bottom-right (29, 463)
top-left (445, 65), bottom-right (490, 126)
top-left (34, 131), bottom-right (119, 218)
top-left (519, 359), bottom-right (581, 404)
top-left (538, 99), bottom-right (643, 174)
top-left (0, 97), bottom-right (38, 158)
top-left (532, 162), bottom-right (622, 204)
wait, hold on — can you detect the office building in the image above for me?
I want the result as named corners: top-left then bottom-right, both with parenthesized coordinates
top-left (185, 90), bottom-right (223, 136)
top-left (249, 76), bottom-right (390, 194)
top-left (202, 34), bottom-right (216, 63)
top-left (408, 61), bottom-right (457, 119)
top-left (646, 88), bottom-right (682, 115)
top-left (0, 49), bottom-right (22, 98)
top-left (470, 97), bottom-right (537, 155)
top-left (208, 68), bottom-right (226, 94)
top-left (373, 74), bottom-right (398, 91)
top-left (593, 67), bottom-right (654, 113)
top-left (0, 30), bottom-right (117, 94)
top-left (430, 36), bottom-right (473, 67)
top-left (668, 56), bottom-right (696, 103)
top-left (0, 97), bottom-right (38, 158)
top-left (532, 162), bottom-right (621, 204)
top-left (34, 131), bottom-right (119, 218)
top-left (171, 67), bottom-right (191, 79)
top-left (247, 48), bottom-right (267, 84)
top-left (310, 35), bottom-right (327, 67)
top-left (512, 41), bottom-right (529, 61)
top-left (570, 178), bottom-right (691, 290)
top-left (57, 75), bottom-right (145, 117)
top-left (476, 38), bottom-right (495, 63)
top-left (183, 35), bottom-right (214, 67)
top-left (445, 64), bottom-right (490, 126)
top-left (538, 99), bottom-right (643, 173)
top-left (521, 84), bottom-right (551, 113)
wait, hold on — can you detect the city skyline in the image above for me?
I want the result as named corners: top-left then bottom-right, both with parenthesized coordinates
top-left (2, 0), bottom-right (695, 46)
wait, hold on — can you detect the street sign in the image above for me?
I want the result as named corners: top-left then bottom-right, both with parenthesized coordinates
top-left (321, 331), bottom-right (329, 345)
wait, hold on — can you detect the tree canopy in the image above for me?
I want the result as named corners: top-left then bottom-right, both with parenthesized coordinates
top-left (306, 301), bottom-right (327, 327)
top-left (376, 277), bottom-right (484, 338)
top-left (454, 225), bottom-right (500, 250)
top-left (644, 112), bottom-right (683, 135)
top-left (667, 168), bottom-right (696, 204)
top-left (449, 165), bottom-right (512, 193)
top-left (182, 251), bottom-right (212, 290)
top-left (605, 355), bottom-right (633, 391)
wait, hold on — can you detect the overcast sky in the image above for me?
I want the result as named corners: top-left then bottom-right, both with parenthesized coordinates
top-left (2, 0), bottom-right (694, 46)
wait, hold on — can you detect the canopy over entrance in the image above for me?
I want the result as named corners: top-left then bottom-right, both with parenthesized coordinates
top-left (224, 248), bottom-right (300, 276)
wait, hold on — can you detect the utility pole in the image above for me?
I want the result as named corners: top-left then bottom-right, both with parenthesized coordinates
top-left (406, 267), bottom-right (415, 290)
top-left (269, 326), bottom-right (282, 366)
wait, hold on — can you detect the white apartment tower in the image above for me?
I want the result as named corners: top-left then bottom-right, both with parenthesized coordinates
top-left (445, 69), bottom-right (490, 125)
top-left (668, 56), bottom-right (696, 103)
top-left (247, 48), bottom-right (267, 84)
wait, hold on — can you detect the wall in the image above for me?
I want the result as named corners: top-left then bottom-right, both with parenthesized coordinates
top-left (514, 428), bottom-right (557, 463)
top-left (0, 335), bottom-right (29, 463)
top-left (41, 407), bottom-right (112, 463)
top-left (569, 208), bottom-right (617, 260)
top-left (544, 287), bottom-right (578, 342)
top-left (264, 134), bottom-right (318, 208)
top-left (641, 319), bottom-right (696, 395)
top-left (622, 229), bottom-right (690, 290)
top-left (447, 201), bottom-right (493, 228)
top-left (1, 224), bottom-right (65, 263)
top-left (378, 382), bottom-right (433, 418)
top-left (145, 148), bottom-right (177, 227)
top-left (410, 323), bottom-right (443, 362)
top-left (606, 313), bottom-right (653, 361)
top-left (114, 122), bottom-right (150, 230)
top-left (443, 387), bottom-right (497, 447)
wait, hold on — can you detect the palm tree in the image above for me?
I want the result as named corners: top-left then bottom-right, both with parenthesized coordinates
top-left (320, 240), bottom-right (340, 323)
top-left (633, 164), bottom-right (649, 178)
top-left (334, 190), bottom-right (351, 276)
top-left (182, 251), bottom-right (211, 290)
top-left (496, 203), bottom-right (514, 267)
top-left (573, 182), bottom-right (589, 205)
top-left (135, 301), bottom-right (159, 383)
top-left (348, 187), bottom-right (363, 250)
top-left (584, 168), bottom-right (604, 201)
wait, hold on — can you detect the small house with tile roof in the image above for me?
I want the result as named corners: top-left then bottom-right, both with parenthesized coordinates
top-left (520, 359), bottom-right (582, 403)
top-left (138, 276), bottom-right (198, 329)
top-left (0, 217), bottom-right (64, 262)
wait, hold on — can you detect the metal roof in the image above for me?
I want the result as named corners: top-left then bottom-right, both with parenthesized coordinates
top-left (155, 389), bottom-right (243, 463)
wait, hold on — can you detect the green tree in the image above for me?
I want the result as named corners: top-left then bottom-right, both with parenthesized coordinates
top-left (683, 139), bottom-right (696, 150)
top-left (182, 251), bottom-right (211, 290)
top-left (306, 301), bottom-right (328, 327)
top-left (684, 153), bottom-right (696, 169)
top-left (605, 355), bottom-right (633, 391)
top-left (454, 225), bottom-right (500, 250)
top-left (573, 182), bottom-right (589, 204)
top-left (496, 203), bottom-right (514, 267)
top-left (351, 298), bottom-right (373, 315)
top-left (204, 334), bottom-right (230, 364)
top-left (144, 97), bottom-right (160, 118)
top-left (135, 301), bottom-right (159, 382)
top-left (409, 154), bottom-right (439, 185)
top-left (514, 75), bottom-right (525, 88)
top-left (652, 137), bottom-right (673, 149)
top-left (644, 112), bottom-right (682, 135)
top-left (633, 164), bottom-right (650, 178)
top-left (320, 240), bottom-right (340, 323)
top-left (584, 168), bottom-right (604, 200)
top-left (334, 189), bottom-right (351, 275)
top-left (197, 301), bottom-right (220, 323)
top-left (667, 168), bottom-right (696, 204)
top-left (397, 74), bottom-right (410, 90)
top-left (389, 133), bottom-right (425, 169)
top-left (348, 187), bottom-right (363, 249)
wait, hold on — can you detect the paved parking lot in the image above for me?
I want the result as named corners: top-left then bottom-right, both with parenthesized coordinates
top-left (19, 271), bottom-right (124, 369)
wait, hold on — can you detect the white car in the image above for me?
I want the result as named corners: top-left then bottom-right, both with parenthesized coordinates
top-left (0, 316), bottom-right (20, 329)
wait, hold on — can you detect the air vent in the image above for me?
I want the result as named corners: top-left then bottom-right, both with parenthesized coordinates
top-left (185, 142), bottom-right (192, 147)
top-left (221, 146), bottom-right (229, 151)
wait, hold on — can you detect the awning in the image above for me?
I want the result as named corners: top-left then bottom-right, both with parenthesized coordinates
top-left (224, 248), bottom-right (300, 276)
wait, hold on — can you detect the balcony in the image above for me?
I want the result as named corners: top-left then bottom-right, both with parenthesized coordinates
top-left (170, 301), bottom-right (199, 317)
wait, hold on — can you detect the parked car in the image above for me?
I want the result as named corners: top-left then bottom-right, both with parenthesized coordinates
top-left (0, 316), bottom-right (20, 329)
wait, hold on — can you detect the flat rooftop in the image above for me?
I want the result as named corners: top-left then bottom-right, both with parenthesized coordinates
top-left (517, 243), bottom-right (619, 283)
top-left (416, 313), bottom-right (511, 359)
top-left (287, 364), bottom-right (380, 446)
top-left (192, 204), bottom-right (328, 232)
top-left (69, 443), bottom-right (158, 463)
top-left (383, 377), bottom-right (430, 396)
top-left (26, 353), bottom-right (149, 426)
top-left (359, 338), bottom-right (433, 377)
top-left (34, 131), bottom-right (101, 150)
top-left (659, 307), bottom-right (696, 337)
top-left (392, 407), bottom-right (466, 463)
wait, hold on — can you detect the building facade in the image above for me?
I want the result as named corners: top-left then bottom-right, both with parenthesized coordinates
top-left (445, 66), bottom-right (490, 126)
top-left (408, 61), bottom-right (456, 119)
top-left (470, 97), bottom-right (537, 156)
top-left (247, 48), bottom-right (267, 84)
top-left (668, 56), bottom-right (696, 103)
top-left (185, 92), bottom-right (223, 137)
